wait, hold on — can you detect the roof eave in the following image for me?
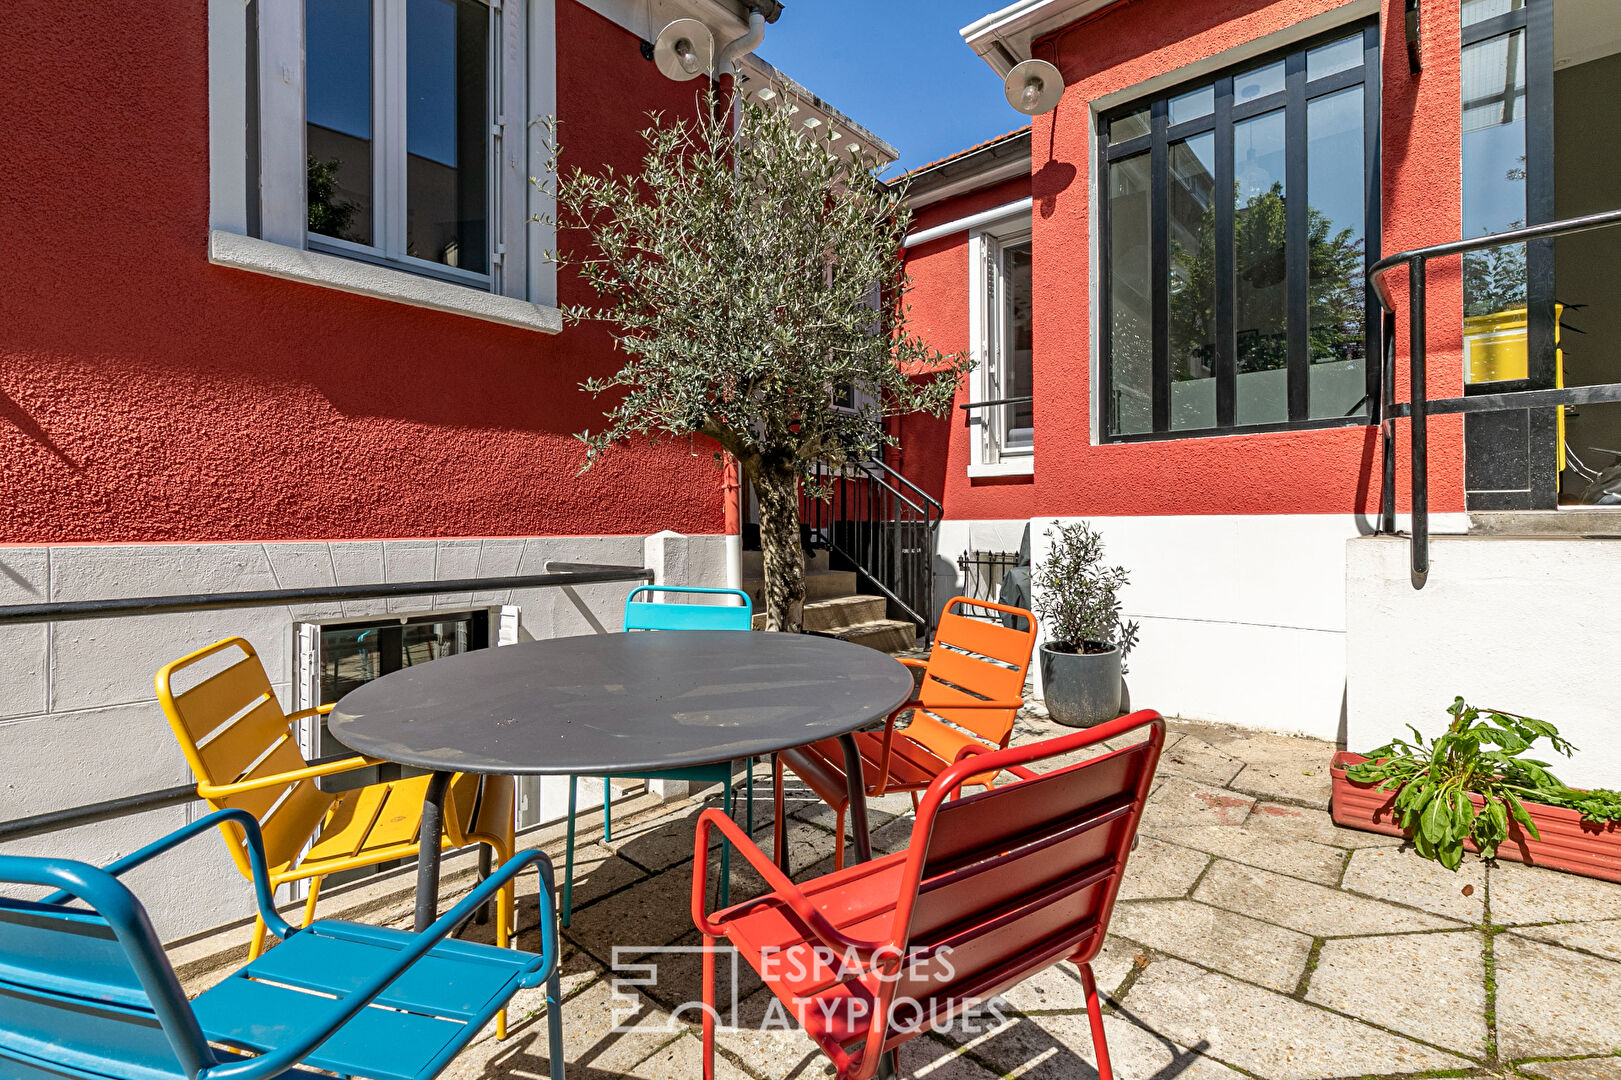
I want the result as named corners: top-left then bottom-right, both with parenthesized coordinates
top-left (960, 0), bottom-right (1124, 77)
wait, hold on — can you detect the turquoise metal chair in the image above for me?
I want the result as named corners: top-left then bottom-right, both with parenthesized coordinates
top-left (562, 585), bottom-right (753, 926)
top-left (0, 808), bottom-right (565, 1080)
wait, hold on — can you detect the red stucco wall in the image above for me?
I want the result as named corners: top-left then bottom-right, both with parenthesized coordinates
top-left (900, 0), bottom-right (1467, 521)
top-left (0, 0), bottom-right (725, 545)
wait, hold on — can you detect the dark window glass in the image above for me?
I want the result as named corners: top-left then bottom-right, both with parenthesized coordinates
top-left (1234, 109), bottom-right (1289, 427)
top-left (1168, 134), bottom-right (1217, 431)
top-left (1108, 153), bottom-right (1153, 436)
top-left (321, 613), bottom-right (484, 707)
top-left (407, 0), bottom-right (489, 273)
top-left (1101, 25), bottom-right (1376, 440)
top-left (1002, 240), bottom-right (1035, 448)
top-left (1460, 28), bottom-right (1528, 382)
top-left (1306, 34), bottom-right (1363, 81)
top-left (1110, 107), bottom-right (1150, 143)
top-left (1462, 0), bottom-right (1523, 26)
top-left (306, 0), bottom-right (373, 245)
top-left (1235, 61), bottom-right (1285, 103)
top-left (1168, 85), bottom-right (1215, 125)
top-left (1307, 86), bottom-right (1368, 419)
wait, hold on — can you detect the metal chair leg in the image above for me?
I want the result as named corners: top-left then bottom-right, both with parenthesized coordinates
top-left (701, 933), bottom-right (718, 1080)
top-left (475, 843), bottom-right (493, 925)
top-left (300, 876), bottom-right (323, 929)
top-left (547, 964), bottom-right (565, 1080)
top-left (1081, 961), bottom-right (1114, 1080)
top-left (603, 776), bottom-right (613, 844)
top-left (745, 756), bottom-right (755, 834)
top-left (719, 779), bottom-right (734, 910)
top-left (772, 753), bottom-right (788, 874)
top-left (562, 777), bottom-right (578, 928)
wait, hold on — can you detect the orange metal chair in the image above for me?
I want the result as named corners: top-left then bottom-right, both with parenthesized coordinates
top-left (774, 596), bottom-right (1037, 870)
top-left (694, 711), bottom-right (1166, 1080)
top-left (155, 637), bottom-right (519, 1035)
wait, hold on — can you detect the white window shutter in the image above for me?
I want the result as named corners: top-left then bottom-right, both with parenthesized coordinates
top-left (293, 623), bottom-right (322, 758)
top-left (498, 604), bottom-right (521, 646)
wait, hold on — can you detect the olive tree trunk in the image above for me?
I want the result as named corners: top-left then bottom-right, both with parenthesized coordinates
top-left (751, 465), bottom-right (805, 633)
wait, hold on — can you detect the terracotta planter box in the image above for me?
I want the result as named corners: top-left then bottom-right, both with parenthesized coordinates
top-left (1330, 751), bottom-right (1621, 883)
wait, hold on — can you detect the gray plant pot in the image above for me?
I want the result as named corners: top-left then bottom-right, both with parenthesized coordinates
top-left (1040, 641), bottom-right (1123, 727)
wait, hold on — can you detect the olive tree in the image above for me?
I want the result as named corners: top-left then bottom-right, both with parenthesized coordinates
top-left (550, 92), bottom-right (968, 631)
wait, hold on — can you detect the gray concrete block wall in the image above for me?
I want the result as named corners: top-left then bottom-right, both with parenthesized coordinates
top-left (0, 533), bottom-right (727, 942)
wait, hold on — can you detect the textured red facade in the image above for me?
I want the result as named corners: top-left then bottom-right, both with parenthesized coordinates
top-left (0, 0), bottom-right (725, 545)
top-left (900, 0), bottom-right (1469, 521)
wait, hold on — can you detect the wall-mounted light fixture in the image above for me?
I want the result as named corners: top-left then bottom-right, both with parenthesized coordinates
top-left (651, 18), bottom-right (715, 82)
top-left (1004, 58), bottom-right (1065, 116)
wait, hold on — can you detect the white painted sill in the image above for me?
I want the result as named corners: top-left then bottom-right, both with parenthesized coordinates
top-left (208, 230), bottom-right (564, 335)
top-left (967, 457), bottom-right (1035, 478)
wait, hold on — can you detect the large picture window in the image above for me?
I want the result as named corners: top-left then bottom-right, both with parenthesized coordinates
top-left (1100, 24), bottom-right (1381, 440)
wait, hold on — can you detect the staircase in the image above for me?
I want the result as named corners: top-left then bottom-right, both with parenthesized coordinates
top-left (741, 549), bottom-right (920, 654)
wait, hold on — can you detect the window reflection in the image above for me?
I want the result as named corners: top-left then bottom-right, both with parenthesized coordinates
top-left (1168, 134), bottom-right (1217, 431)
top-left (407, 0), bottom-right (489, 273)
top-left (1234, 110), bottom-right (1289, 426)
top-left (1461, 28), bottom-right (1528, 382)
top-left (1109, 153), bottom-right (1153, 436)
top-left (306, 0), bottom-right (373, 246)
top-left (1307, 86), bottom-right (1368, 419)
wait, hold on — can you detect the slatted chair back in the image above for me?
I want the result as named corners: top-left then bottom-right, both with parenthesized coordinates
top-left (884, 712), bottom-right (1163, 1028)
top-left (623, 586), bottom-right (753, 633)
top-left (0, 860), bottom-right (214, 1080)
top-left (155, 637), bottom-right (334, 878)
top-left (903, 597), bottom-right (1037, 755)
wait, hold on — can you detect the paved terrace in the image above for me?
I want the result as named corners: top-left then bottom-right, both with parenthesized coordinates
top-left (174, 708), bottom-right (1621, 1080)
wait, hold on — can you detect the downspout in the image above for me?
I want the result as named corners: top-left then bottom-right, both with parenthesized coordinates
top-left (716, 7), bottom-right (767, 591)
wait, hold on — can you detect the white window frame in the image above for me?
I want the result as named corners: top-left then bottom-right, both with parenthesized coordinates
top-left (967, 217), bottom-right (1035, 477)
top-left (207, 0), bottom-right (561, 331)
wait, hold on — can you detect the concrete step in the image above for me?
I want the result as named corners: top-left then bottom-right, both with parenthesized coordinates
top-left (742, 569), bottom-right (857, 607)
top-left (750, 593), bottom-right (887, 632)
top-left (739, 548), bottom-right (831, 579)
top-left (819, 618), bottom-right (921, 655)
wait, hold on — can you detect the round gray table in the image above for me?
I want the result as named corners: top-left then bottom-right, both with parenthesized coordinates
top-left (328, 630), bottom-right (914, 930)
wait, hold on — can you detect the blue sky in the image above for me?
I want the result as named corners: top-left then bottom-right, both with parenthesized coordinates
top-left (757, 1), bottom-right (1027, 175)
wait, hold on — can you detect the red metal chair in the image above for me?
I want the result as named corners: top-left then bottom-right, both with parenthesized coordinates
top-left (693, 710), bottom-right (1166, 1080)
top-left (773, 596), bottom-right (1038, 872)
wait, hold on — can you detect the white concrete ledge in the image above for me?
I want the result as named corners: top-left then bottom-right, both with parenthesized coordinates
top-left (208, 230), bottom-right (564, 334)
top-left (968, 457), bottom-right (1035, 478)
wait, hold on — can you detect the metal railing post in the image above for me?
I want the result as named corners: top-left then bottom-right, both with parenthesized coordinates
top-left (1408, 256), bottom-right (1428, 585)
top-left (1380, 308), bottom-right (1398, 535)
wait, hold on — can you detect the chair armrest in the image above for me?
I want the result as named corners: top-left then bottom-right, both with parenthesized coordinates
top-left (896, 657), bottom-right (928, 671)
top-left (951, 743), bottom-right (1039, 780)
top-left (690, 809), bottom-right (894, 963)
top-left (42, 809), bottom-right (292, 942)
top-left (284, 703), bottom-right (335, 723)
top-left (197, 754), bottom-right (383, 799)
top-left (202, 850), bottom-right (560, 1080)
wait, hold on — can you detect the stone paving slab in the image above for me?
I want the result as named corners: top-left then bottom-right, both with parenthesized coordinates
top-left (1305, 931), bottom-right (1488, 1055)
top-left (1123, 957), bottom-right (1471, 1079)
top-left (1242, 801), bottom-right (1404, 849)
top-left (1494, 934), bottom-right (1621, 1059)
top-left (1111, 899), bottom-right (1313, 992)
top-left (1193, 859), bottom-right (1463, 936)
top-left (1118, 837), bottom-right (1211, 901)
top-left (1139, 776), bottom-right (1256, 829)
top-left (1156, 735), bottom-right (1246, 787)
top-left (1488, 860), bottom-right (1621, 925)
top-left (998, 936), bottom-right (1145, 1013)
top-left (1522, 1057), bottom-right (1621, 1080)
top-left (1511, 918), bottom-right (1621, 963)
top-left (1341, 846), bottom-right (1487, 922)
top-left (1141, 824), bottom-right (1347, 885)
top-left (953, 1010), bottom-right (1240, 1080)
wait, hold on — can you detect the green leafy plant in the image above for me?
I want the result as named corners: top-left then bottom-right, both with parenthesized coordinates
top-left (1347, 698), bottom-right (1621, 870)
top-left (1030, 521), bottom-right (1140, 662)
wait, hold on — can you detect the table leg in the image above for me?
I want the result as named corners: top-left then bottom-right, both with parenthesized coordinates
top-left (415, 770), bottom-right (454, 933)
top-left (836, 733), bottom-right (873, 864)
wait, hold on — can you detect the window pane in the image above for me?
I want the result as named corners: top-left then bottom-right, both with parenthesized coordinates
top-left (1168, 134), bottom-right (1217, 431)
top-left (1169, 84), bottom-right (1215, 125)
top-left (1110, 107), bottom-right (1150, 143)
top-left (1002, 241), bottom-right (1035, 447)
top-left (306, 0), bottom-right (373, 246)
top-left (1307, 87), bottom-right (1368, 419)
top-left (1307, 34), bottom-right (1363, 81)
top-left (407, 0), bottom-right (489, 273)
top-left (1463, 0), bottom-right (1523, 26)
top-left (1461, 30), bottom-right (1528, 382)
top-left (1235, 61), bottom-right (1285, 104)
top-left (1108, 153), bottom-right (1153, 436)
top-left (1234, 109), bottom-right (1289, 426)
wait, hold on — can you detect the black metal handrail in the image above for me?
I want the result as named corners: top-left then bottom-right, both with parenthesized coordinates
top-left (0, 564), bottom-right (653, 842)
top-left (957, 395), bottom-right (1035, 411)
top-left (801, 459), bottom-right (941, 636)
top-left (1370, 208), bottom-right (1621, 586)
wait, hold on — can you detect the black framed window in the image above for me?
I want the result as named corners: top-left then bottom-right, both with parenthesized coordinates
top-left (1100, 23), bottom-right (1382, 441)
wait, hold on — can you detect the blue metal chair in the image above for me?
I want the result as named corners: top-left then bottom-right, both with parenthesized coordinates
top-left (561, 585), bottom-right (753, 927)
top-left (0, 808), bottom-right (565, 1080)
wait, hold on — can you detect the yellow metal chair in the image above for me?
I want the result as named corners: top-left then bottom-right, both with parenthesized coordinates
top-left (155, 637), bottom-right (519, 1036)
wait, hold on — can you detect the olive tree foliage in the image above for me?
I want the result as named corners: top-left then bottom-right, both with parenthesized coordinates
top-left (539, 91), bottom-right (969, 632)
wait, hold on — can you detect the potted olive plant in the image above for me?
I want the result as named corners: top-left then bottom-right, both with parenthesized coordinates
top-left (1030, 521), bottom-right (1140, 727)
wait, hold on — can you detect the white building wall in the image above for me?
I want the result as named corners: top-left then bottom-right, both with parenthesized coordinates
top-left (0, 532), bottom-right (726, 942)
top-left (934, 513), bottom-right (1466, 743)
top-left (1346, 533), bottom-right (1621, 790)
